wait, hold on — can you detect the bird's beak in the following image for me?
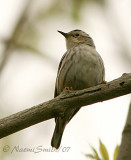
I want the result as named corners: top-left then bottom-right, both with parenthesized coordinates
top-left (58, 30), bottom-right (68, 38)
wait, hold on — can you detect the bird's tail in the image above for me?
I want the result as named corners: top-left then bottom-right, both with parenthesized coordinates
top-left (51, 117), bottom-right (67, 149)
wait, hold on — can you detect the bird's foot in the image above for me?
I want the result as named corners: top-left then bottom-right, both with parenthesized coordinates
top-left (64, 86), bottom-right (73, 91)
top-left (60, 87), bottom-right (73, 98)
top-left (101, 80), bottom-right (107, 84)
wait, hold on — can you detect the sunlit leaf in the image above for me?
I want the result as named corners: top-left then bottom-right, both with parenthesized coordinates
top-left (113, 145), bottom-right (119, 160)
top-left (85, 154), bottom-right (100, 159)
top-left (85, 145), bottom-right (102, 160)
top-left (91, 146), bottom-right (101, 160)
top-left (99, 140), bottom-right (109, 160)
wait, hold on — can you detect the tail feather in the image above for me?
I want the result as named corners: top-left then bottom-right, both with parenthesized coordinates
top-left (51, 108), bottom-right (80, 149)
top-left (51, 117), bottom-right (66, 149)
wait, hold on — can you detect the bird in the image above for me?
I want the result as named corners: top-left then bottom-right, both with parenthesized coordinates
top-left (51, 29), bottom-right (105, 149)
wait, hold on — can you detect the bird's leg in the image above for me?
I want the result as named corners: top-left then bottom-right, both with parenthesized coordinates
top-left (60, 87), bottom-right (73, 97)
top-left (64, 86), bottom-right (73, 91)
top-left (62, 87), bottom-right (73, 95)
top-left (102, 80), bottom-right (107, 84)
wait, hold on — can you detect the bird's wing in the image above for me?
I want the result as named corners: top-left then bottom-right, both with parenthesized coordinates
top-left (54, 52), bottom-right (67, 97)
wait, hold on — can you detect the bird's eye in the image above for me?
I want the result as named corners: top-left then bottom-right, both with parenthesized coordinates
top-left (75, 33), bottom-right (80, 37)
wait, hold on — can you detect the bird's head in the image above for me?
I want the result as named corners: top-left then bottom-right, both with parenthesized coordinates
top-left (58, 29), bottom-right (95, 50)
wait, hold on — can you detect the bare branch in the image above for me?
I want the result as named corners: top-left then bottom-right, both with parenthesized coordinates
top-left (0, 73), bottom-right (130, 139)
top-left (117, 101), bottom-right (131, 160)
top-left (0, 0), bottom-right (32, 74)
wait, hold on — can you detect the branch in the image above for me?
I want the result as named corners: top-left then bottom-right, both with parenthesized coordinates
top-left (117, 101), bottom-right (131, 160)
top-left (0, 73), bottom-right (131, 139)
top-left (0, 0), bottom-right (32, 74)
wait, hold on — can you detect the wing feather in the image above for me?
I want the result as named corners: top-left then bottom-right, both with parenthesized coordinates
top-left (54, 52), bottom-right (67, 97)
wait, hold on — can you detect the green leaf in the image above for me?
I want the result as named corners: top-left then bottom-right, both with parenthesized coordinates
top-left (99, 140), bottom-right (109, 160)
top-left (85, 154), bottom-right (96, 159)
top-left (91, 146), bottom-right (101, 160)
top-left (113, 145), bottom-right (119, 160)
top-left (85, 154), bottom-right (101, 160)
top-left (85, 146), bottom-right (102, 160)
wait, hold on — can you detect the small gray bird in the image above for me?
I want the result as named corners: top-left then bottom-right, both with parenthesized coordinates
top-left (51, 29), bottom-right (105, 149)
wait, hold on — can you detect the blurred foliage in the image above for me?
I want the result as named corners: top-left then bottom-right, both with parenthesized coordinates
top-left (72, 0), bottom-right (86, 20)
top-left (9, 0), bottom-right (106, 54)
top-left (71, 0), bottom-right (105, 20)
top-left (0, 0), bottom-right (107, 73)
top-left (85, 140), bottom-right (119, 160)
top-left (37, 0), bottom-right (106, 21)
top-left (1, 0), bottom-right (130, 73)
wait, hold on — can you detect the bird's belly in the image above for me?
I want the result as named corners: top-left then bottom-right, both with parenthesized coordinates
top-left (64, 65), bottom-right (102, 90)
top-left (60, 52), bottom-right (104, 91)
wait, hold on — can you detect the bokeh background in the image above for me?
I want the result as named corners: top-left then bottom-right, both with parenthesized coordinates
top-left (0, 0), bottom-right (131, 159)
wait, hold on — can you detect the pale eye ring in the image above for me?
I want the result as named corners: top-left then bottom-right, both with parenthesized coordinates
top-left (75, 33), bottom-right (80, 37)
